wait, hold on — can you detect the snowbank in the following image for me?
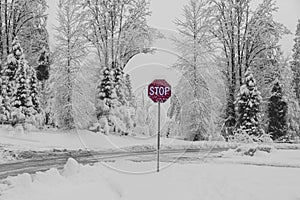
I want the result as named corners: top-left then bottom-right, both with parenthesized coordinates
top-left (1, 158), bottom-right (300, 200)
top-left (0, 148), bottom-right (17, 163)
top-left (218, 144), bottom-right (300, 168)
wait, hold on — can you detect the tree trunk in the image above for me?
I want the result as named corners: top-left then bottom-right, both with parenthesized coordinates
top-left (4, 0), bottom-right (9, 58)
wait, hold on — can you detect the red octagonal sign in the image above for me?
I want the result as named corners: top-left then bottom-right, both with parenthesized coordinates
top-left (148, 79), bottom-right (171, 103)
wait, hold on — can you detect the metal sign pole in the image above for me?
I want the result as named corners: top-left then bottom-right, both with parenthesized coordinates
top-left (157, 101), bottom-right (161, 172)
top-left (148, 79), bottom-right (171, 173)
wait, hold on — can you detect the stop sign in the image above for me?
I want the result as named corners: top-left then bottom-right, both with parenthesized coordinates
top-left (148, 79), bottom-right (171, 103)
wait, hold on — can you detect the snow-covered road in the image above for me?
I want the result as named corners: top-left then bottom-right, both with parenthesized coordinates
top-left (0, 148), bottom-right (227, 180)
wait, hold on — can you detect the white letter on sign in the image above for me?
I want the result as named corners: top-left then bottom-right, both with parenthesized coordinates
top-left (159, 87), bottom-right (165, 95)
top-left (149, 86), bottom-right (155, 95)
top-left (165, 87), bottom-right (170, 95)
top-left (155, 87), bottom-right (160, 95)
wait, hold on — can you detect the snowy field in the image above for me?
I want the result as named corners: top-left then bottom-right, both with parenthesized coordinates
top-left (1, 158), bottom-right (300, 200)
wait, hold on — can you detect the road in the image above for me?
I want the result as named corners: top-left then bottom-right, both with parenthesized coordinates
top-left (0, 148), bottom-right (227, 180)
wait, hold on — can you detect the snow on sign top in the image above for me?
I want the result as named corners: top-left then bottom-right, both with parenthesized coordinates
top-left (148, 79), bottom-right (171, 103)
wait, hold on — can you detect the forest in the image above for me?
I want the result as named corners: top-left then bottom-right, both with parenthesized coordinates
top-left (0, 0), bottom-right (300, 144)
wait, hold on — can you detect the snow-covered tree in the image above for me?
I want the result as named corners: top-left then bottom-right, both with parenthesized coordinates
top-left (236, 68), bottom-right (262, 136)
top-left (17, 0), bottom-right (49, 67)
top-left (84, 0), bottom-right (156, 110)
top-left (252, 47), bottom-right (283, 131)
top-left (113, 62), bottom-right (126, 106)
top-left (291, 19), bottom-right (300, 105)
top-left (84, 0), bottom-right (157, 133)
top-left (84, 0), bottom-right (155, 69)
top-left (27, 65), bottom-right (41, 114)
top-left (35, 47), bottom-right (52, 126)
top-left (133, 89), bottom-right (158, 136)
top-left (0, 38), bottom-right (41, 125)
top-left (52, 0), bottom-right (88, 129)
top-left (0, 95), bottom-right (5, 121)
top-left (168, 0), bottom-right (214, 141)
top-left (281, 59), bottom-right (300, 139)
top-left (211, 0), bottom-right (290, 133)
top-left (96, 65), bottom-right (116, 117)
top-left (0, 0), bottom-right (48, 63)
top-left (168, 71), bottom-right (212, 141)
top-left (11, 58), bottom-right (31, 124)
top-left (124, 74), bottom-right (135, 107)
top-left (267, 79), bottom-right (287, 140)
top-left (0, 39), bottom-right (23, 122)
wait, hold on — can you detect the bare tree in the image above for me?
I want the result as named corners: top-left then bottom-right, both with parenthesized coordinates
top-left (52, 0), bottom-right (88, 129)
top-left (84, 0), bottom-right (155, 70)
top-left (168, 0), bottom-right (215, 140)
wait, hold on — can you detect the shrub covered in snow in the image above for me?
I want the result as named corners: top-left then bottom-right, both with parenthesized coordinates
top-left (236, 67), bottom-right (262, 137)
top-left (230, 144), bottom-right (274, 157)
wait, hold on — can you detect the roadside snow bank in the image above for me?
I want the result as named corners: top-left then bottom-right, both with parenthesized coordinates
top-left (1, 158), bottom-right (300, 200)
top-left (0, 158), bottom-right (118, 200)
top-left (221, 144), bottom-right (275, 157)
top-left (219, 144), bottom-right (300, 168)
top-left (0, 148), bottom-right (17, 163)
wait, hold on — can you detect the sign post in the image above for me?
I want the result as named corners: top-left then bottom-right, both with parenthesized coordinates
top-left (148, 79), bottom-right (171, 172)
top-left (157, 101), bottom-right (160, 172)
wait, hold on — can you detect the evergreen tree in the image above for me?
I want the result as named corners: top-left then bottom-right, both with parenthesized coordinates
top-left (0, 38), bottom-right (41, 125)
top-left (291, 19), bottom-right (300, 105)
top-left (96, 65), bottom-right (116, 118)
top-left (11, 59), bottom-right (31, 124)
top-left (0, 94), bottom-right (5, 121)
top-left (0, 39), bottom-right (24, 122)
top-left (236, 68), bottom-right (262, 136)
top-left (281, 61), bottom-right (300, 138)
top-left (11, 39), bottom-right (41, 124)
top-left (113, 62), bottom-right (126, 106)
top-left (267, 80), bottom-right (288, 140)
top-left (252, 47), bottom-right (283, 132)
top-left (36, 47), bottom-right (50, 82)
top-left (124, 74), bottom-right (135, 107)
top-left (27, 66), bottom-right (41, 115)
top-left (36, 46), bottom-right (51, 125)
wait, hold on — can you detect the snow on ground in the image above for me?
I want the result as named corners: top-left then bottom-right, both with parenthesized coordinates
top-left (1, 126), bottom-right (300, 152)
top-left (1, 158), bottom-right (300, 200)
top-left (0, 126), bottom-right (235, 152)
top-left (1, 126), bottom-right (300, 166)
top-left (217, 145), bottom-right (300, 168)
